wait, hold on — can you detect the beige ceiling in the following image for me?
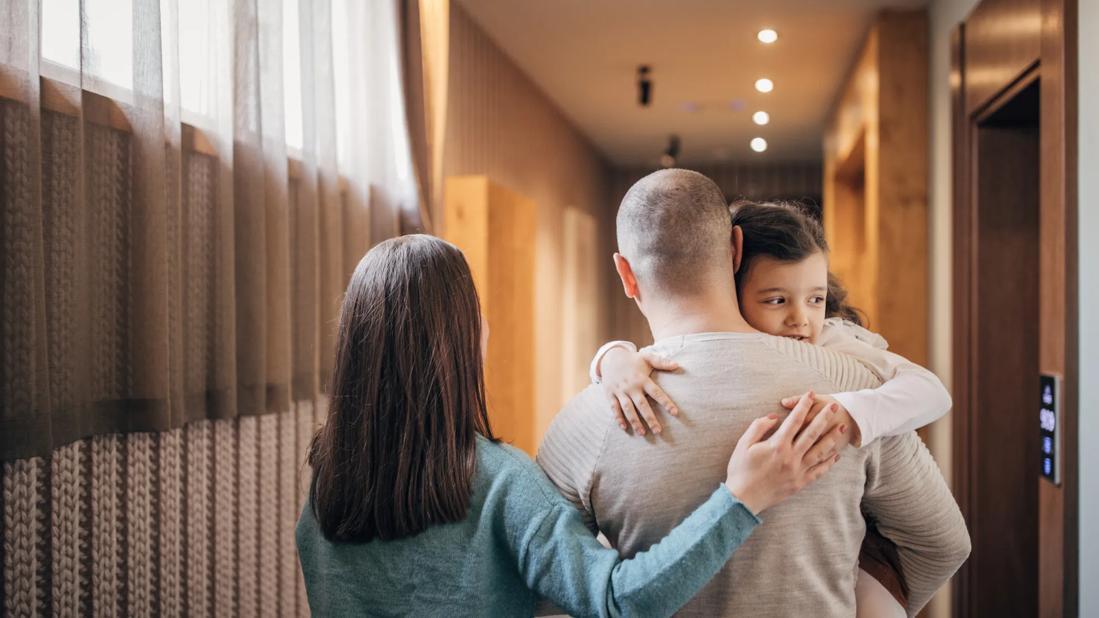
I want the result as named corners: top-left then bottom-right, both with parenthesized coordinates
top-left (457, 0), bottom-right (926, 166)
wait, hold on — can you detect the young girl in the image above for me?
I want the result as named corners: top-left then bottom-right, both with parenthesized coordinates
top-left (589, 201), bottom-right (952, 618)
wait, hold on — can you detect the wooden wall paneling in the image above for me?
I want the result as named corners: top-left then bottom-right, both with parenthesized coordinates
top-left (444, 176), bottom-right (537, 455)
top-left (963, 0), bottom-right (1042, 118)
top-left (824, 10), bottom-right (928, 366)
top-left (953, 0), bottom-right (1078, 613)
top-left (443, 6), bottom-right (615, 441)
top-left (1038, 0), bottom-right (1078, 614)
top-left (876, 10), bottom-right (929, 366)
top-left (823, 16), bottom-right (883, 347)
top-left (949, 23), bottom-right (975, 616)
top-left (561, 209), bottom-right (600, 410)
top-left (830, 132), bottom-right (872, 320)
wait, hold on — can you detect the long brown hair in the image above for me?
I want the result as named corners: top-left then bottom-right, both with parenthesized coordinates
top-left (308, 234), bottom-right (495, 543)
top-left (729, 200), bottom-right (866, 326)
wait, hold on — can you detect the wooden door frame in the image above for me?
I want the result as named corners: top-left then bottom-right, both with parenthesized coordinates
top-left (950, 0), bottom-right (1078, 615)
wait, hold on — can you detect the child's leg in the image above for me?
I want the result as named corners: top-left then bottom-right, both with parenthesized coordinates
top-left (856, 567), bottom-right (906, 618)
top-left (858, 518), bottom-right (908, 617)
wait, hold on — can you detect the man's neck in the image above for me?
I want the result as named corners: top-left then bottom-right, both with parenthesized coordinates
top-left (645, 293), bottom-right (757, 342)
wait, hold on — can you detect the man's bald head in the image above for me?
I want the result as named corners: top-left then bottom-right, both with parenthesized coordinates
top-left (616, 169), bottom-right (733, 295)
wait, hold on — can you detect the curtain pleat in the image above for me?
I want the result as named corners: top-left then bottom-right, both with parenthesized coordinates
top-left (0, 0), bottom-right (51, 460)
top-left (0, 0), bottom-right (416, 460)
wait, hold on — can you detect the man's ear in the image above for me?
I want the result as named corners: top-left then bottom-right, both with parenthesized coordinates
top-left (731, 225), bottom-right (745, 273)
top-left (613, 252), bottom-right (640, 300)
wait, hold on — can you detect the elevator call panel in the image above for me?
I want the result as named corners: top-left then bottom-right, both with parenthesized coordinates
top-left (1039, 373), bottom-right (1061, 486)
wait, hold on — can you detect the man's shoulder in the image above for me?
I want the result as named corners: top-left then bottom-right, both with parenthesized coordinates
top-left (646, 333), bottom-right (882, 393)
top-left (749, 335), bottom-right (882, 391)
top-left (539, 385), bottom-right (612, 455)
top-left (535, 385), bottom-right (613, 500)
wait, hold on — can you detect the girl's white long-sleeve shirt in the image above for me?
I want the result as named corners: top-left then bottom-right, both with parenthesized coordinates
top-left (589, 318), bottom-right (952, 447)
top-left (814, 318), bottom-right (951, 446)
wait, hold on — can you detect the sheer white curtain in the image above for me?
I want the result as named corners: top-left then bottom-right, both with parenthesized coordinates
top-left (0, 0), bottom-right (418, 458)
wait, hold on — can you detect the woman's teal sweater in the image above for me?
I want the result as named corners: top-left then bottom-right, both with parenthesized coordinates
top-left (295, 436), bottom-right (759, 617)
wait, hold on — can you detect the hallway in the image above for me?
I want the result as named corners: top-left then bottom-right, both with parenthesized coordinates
top-left (1, 0), bottom-right (1096, 616)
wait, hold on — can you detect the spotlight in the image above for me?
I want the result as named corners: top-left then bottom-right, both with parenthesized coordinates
top-left (661, 134), bottom-right (681, 167)
top-left (638, 65), bottom-right (652, 107)
top-left (750, 137), bottom-right (768, 153)
top-left (755, 78), bottom-right (774, 93)
top-left (753, 111), bottom-right (770, 125)
top-left (758, 29), bottom-right (778, 44)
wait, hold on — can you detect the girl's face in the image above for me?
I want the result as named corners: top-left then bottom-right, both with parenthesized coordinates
top-left (739, 250), bottom-right (829, 343)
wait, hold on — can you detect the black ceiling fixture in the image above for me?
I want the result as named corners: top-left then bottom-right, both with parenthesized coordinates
top-left (637, 65), bottom-right (652, 107)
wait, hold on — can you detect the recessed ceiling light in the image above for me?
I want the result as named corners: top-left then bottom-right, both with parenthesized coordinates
top-left (752, 111), bottom-right (770, 125)
top-left (750, 137), bottom-right (768, 153)
top-left (755, 78), bottom-right (774, 93)
top-left (758, 29), bottom-right (778, 44)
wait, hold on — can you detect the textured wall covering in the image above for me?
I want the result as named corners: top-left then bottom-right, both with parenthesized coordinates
top-left (444, 5), bottom-right (616, 442)
top-left (1, 402), bottom-right (322, 617)
top-left (0, 105), bottom-right (335, 616)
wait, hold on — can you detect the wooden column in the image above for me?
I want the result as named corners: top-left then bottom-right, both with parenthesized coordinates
top-left (823, 10), bottom-right (929, 366)
top-left (443, 176), bottom-right (537, 454)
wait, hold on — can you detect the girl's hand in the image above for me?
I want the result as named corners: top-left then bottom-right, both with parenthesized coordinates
top-left (779, 393), bottom-right (860, 447)
top-left (725, 391), bottom-right (844, 514)
top-left (600, 346), bottom-right (681, 436)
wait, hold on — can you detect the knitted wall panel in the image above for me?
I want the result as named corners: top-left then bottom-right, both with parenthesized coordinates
top-left (295, 400), bottom-right (315, 618)
top-left (213, 419), bottom-right (238, 617)
top-left (236, 416), bottom-right (258, 618)
top-left (185, 420), bottom-right (213, 617)
top-left (0, 101), bottom-right (38, 417)
top-left (90, 435), bottom-right (123, 617)
top-left (40, 111), bottom-right (80, 414)
top-left (87, 126), bottom-right (132, 404)
top-left (2, 458), bottom-right (46, 617)
top-left (50, 441), bottom-right (85, 616)
top-left (279, 406), bottom-right (301, 616)
top-left (158, 429), bottom-right (183, 617)
top-left (257, 414), bottom-right (279, 617)
top-left (0, 406), bottom-right (316, 616)
top-left (124, 433), bottom-right (155, 616)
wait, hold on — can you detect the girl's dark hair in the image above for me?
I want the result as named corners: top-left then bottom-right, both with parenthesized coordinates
top-left (308, 234), bottom-right (495, 543)
top-left (729, 200), bottom-right (865, 326)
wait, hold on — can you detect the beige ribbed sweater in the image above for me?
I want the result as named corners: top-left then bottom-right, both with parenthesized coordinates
top-left (537, 332), bottom-right (970, 617)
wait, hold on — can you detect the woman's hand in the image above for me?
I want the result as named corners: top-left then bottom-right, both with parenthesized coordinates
top-left (779, 392), bottom-right (861, 447)
top-left (600, 346), bottom-right (681, 435)
top-left (724, 391), bottom-right (845, 514)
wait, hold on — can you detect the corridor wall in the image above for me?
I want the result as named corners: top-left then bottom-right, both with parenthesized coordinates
top-left (442, 5), bottom-right (616, 447)
top-left (2, 404), bottom-right (320, 617)
top-left (925, 2), bottom-right (980, 615)
top-left (1078, 0), bottom-right (1098, 612)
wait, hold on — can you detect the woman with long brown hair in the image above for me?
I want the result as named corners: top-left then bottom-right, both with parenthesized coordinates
top-left (296, 234), bottom-right (843, 617)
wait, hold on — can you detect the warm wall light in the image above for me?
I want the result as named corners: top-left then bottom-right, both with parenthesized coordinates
top-left (750, 137), bottom-right (768, 152)
top-left (755, 78), bottom-right (774, 93)
top-left (757, 29), bottom-right (778, 44)
top-left (752, 111), bottom-right (770, 125)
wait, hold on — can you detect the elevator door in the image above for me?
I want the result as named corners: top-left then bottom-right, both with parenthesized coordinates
top-left (969, 79), bottom-right (1041, 616)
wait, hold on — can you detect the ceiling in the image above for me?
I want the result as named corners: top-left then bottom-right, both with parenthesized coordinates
top-left (457, 0), bottom-right (927, 167)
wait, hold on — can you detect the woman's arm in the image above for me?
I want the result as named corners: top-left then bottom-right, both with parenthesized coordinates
top-left (808, 322), bottom-right (952, 447)
top-left (517, 394), bottom-right (844, 618)
top-left (519, 485), bottom-right (758, 618)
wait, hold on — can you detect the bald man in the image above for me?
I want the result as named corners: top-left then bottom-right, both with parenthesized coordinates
top-left (537, 169), bottom-right (969, 617)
